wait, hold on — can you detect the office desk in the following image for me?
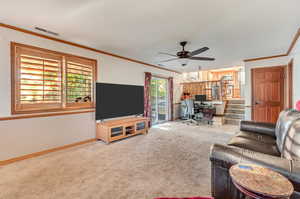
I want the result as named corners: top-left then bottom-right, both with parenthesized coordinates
top-left (194, 104), bottom-right (216, 124)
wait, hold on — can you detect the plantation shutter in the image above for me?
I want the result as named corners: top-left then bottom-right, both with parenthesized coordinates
top-left (12, 43), bottom-right (96, 114)
top-left (66, 56), bottom-right (96, 108)
top-left (13, 46), bottom-right (63, 113)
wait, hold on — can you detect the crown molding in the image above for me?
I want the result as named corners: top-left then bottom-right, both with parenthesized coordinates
top-left (244, 28), bottom-right (300, 62)
top-left (0, 23), bottom-right (181, 74)
top-left (244, 54), bottom-right (288, 62)
top-left (287, 28), bottom-right (300, 55)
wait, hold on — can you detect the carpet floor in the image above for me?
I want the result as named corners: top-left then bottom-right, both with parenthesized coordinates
top-left (0, 122), bottom-right (237, 199)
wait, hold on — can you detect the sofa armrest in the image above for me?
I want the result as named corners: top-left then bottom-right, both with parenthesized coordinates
top-left (240, 120), bottom-right (276, 137)
top-left (290, 161), bottom-right (300, 191)
top-left (210, 144), bottom-right (295, 180)
top-left (210, 144), bottom-right (300, 199)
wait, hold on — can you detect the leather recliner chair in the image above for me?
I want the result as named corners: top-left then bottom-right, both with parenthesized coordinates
top-left (210, 109), bottom-right (300, 199)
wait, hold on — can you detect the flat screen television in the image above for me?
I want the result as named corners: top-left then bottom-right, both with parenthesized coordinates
top-left (96, 83), bottom-right (144, 120)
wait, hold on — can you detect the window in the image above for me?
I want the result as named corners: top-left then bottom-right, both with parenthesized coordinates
top-left (11, 42), bottom-right (97, 114)
top-left (66, 56), bottom-right (95, 108)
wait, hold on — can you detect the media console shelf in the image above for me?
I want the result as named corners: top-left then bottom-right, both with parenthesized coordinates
top-left (96, 117), bottom-right (149, 143)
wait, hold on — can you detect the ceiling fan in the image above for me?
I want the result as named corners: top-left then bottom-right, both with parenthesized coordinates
top-left (159, 41), bottom-right (215, 66)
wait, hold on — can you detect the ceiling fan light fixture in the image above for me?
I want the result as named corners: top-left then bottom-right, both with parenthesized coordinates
top-left (179, 58), bottom-right (189, 66)
top-left (158, 42), bottom-right (214, 67)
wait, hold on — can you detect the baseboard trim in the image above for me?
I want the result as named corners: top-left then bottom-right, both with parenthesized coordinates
top-left (0, 138), bottom-right (97, 166)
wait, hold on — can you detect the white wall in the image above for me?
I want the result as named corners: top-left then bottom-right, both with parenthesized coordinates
top-left (291, 38), bottom-right (300, 107)
top-left (0, 27), bottom-right (181, 161)
top-left (293, 54), bottom-right (300, 106)
top-left (244, 34), bottom-right (300, 119)
top-left (244, 56), bottom-right (291, 120)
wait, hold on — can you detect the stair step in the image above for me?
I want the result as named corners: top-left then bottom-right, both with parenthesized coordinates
top-left (225, 113), bottom-right (244, 119)
top-left (227, 99), bottom-right (245, 104)
top-left (226, 109), bottom-right (245, 114)
top-left (224, 118), bottom-right (241, 125)
top-left (224, 99), bottom-right (245, 125)
top-left (227, 104), bottom-right (245, 109)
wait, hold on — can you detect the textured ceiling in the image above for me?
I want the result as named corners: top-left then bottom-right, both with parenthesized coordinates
top-left (1, 0), bottom-right (300, 72)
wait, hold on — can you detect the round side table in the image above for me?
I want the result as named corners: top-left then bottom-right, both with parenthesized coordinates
top-left (229, 164), bottom-right (294, 199)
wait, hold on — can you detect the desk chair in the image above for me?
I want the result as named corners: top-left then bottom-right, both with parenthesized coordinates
top-left (181, 99), bottom-right (198, 125)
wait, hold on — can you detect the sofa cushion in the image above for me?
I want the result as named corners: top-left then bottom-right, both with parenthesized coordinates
top-left (275, 109), bottom-right (300, 153)
top-left (240, 121), bottom-right (276, 137)
top-left (228, 136), bottom-right (280, 156)
top-left (282, 118), bottom-right (300, 160)
top-left (236, 131), bottom-right (276, 144)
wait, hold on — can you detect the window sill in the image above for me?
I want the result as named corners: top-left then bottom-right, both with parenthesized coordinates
top-left (12, 103), bottom-right (95, 115)
top-left (1, 109), bottom-right (95, 121)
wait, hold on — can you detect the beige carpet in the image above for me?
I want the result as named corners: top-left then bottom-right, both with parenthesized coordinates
top-left (0, 122), bottom-right (237, 199)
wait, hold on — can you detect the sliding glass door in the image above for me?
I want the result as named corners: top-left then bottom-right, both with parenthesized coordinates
top-left (150, 77), bottom-right (168, 125)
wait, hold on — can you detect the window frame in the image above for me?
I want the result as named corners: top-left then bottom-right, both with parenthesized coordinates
top-left (11, 42), bottom-right (97, 115)
top-left (65, 55), bottom-right (96, 110)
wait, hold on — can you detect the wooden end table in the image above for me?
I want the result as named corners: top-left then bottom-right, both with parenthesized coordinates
top-left (229, 164), bottom-right (294, 199)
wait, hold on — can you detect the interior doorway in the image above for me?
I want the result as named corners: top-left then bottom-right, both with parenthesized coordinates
top-left (251, 66), bottom-right (284, 123)
top-left (150, 77), bottom-right (169, 125)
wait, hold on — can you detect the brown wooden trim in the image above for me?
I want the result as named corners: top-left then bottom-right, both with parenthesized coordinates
top-left (244, 54), bottom-right (287, 62)
top-left (0, 109), bottom-right (95, 121)
top-left (12, 42), bottom-right (98, 63)
top-left (0, 138), bottom-right (97, 166)
top-left (11, 41), bottom-right (16, 115)
top-left (287, 28), bottom-right (300, 55)
top-left (12, 105), bottom-right (95, 115)
top-left (180, 80), bottom-right (221, 85)
top-left (250, 65), bottom-right (286, 70)
top-left (152, 74), bottom-right (170, 79)
top-left (0, 23), bottom-right (180, 74)
top-left (251, 68), bottom-right (254, 120)
top-left (288, 59), bottom-right (294, 108)
top-left (244, 27), bottom-right (300, 62)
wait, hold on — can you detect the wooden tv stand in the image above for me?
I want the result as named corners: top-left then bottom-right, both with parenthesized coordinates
top-left (96, 117), bottom-right (149, 143)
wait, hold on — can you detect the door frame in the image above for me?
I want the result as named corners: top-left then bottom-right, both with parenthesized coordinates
top-left (287, 59), bottom-right (294, 108)
top-left (251, 65), bottom-right (285, 122)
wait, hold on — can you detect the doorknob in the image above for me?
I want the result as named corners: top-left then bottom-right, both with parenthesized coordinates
top-left (254, 101), bottom-right (261, 105)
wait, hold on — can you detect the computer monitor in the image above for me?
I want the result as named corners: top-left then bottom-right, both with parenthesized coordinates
top-left (195, 95), bottom-right (206, 102)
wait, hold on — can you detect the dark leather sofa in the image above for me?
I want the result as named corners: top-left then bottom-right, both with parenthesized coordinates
top-left (210, 109), bottom-right (300, 199)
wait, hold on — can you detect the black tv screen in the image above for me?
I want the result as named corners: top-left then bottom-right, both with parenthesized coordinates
top-left (195, 95), bottom-right (206, 102)
top-left (96, 83), bottom-right (144, 120)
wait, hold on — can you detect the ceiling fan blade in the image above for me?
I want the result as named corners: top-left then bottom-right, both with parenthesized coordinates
top-left (188, 57), bottom-right (215, 61)
top-left (159, 58), bottom-right (179, 63)
top-left (158, 52), bottom-right (177, 57)
top-left (188, 47), bottom-right (209, 57)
